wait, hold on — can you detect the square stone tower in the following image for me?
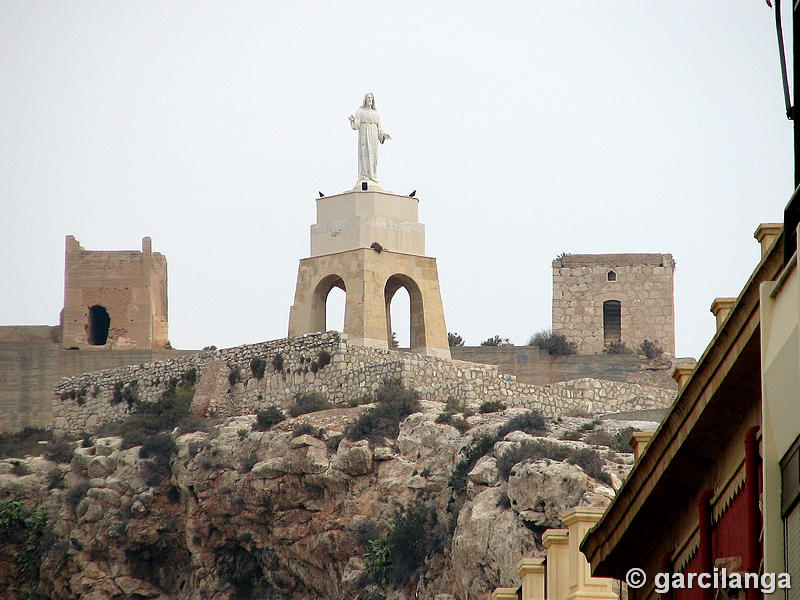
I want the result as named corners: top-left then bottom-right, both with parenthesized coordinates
top-left (61, 235), bottom-right (169, 350)
top-left (288, 188), bottom-right (450, 358)
top-left (552, 253), bottom-right (675, 355)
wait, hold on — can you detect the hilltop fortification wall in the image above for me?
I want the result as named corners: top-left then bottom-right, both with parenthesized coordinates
top-left (53, 332), bottom-right (675, 435)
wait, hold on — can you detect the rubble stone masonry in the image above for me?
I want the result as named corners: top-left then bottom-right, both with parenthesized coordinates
top-left (53, 332), bottom-right (675, 435)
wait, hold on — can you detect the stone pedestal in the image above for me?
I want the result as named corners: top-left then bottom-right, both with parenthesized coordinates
top-left (289, 189), bottom-right (450, 358)
top-left (562, 508), bottom-right (618, 600)
top-left (517, 557), bottom-right (546, 600)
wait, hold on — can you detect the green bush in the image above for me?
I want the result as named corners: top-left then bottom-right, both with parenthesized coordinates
top-left (66, 481), bottom-right (90, 512)
top-left (584, 427), bottom-right (634, 454)
top-left (310, 350), bottom-right (332, 373)
top-left (364, 501), bottom-right (446, 587)
top-left (603, 342), bottom-right (633, 355)
top-left (292, 423), bottom-right (325, 439)
top-left (434, 412), bottom-right (470, 434)
top-left (272, 353), bottom-right (284, 372)
top-left (527, 329), bottom-right (577, 355)
top-left (250, 358), bottom-right (267, 380)
top-left (345, 379), bottom-right (421, 442)
top-left (480, 335), bottom-right (512, 346)
top-left (44, 438), bottom-right (74, 464)
top-left (639, 339), bottom-right (664, 359)
top-left (497, 411), bottom-right (546, 438)
top-left (289, 392), bottom-right (331, 417)
top-left (182, 368), bottom-right (197, 385)
top-left (139, 433), bottom-right (178, 486)
top-left (478, 400), bottom-right (506, 414)
top-left (252, 406), bottom-right (286, 431)
top-left (228, 366), bottom-right (241, 387)
top-left (567, 447), bottom-right (611, 485)
top-left (449, 434), bottom-right (497, 492)
top-left (497, 440), bottom-right (570, 480)
top-left (106, 381), bottom-right (200, 449)
top-left (447, 332), bottom-right (465, 347)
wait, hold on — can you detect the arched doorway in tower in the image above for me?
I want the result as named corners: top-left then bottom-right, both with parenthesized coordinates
top-left (87, 305), bottom-right (110, 346)
top-left (603, 300), bottom-right (621, 346)
top-left (311, 275), bottom-right (346, 333)
top-left (384, 275), bottom-right (425, 350)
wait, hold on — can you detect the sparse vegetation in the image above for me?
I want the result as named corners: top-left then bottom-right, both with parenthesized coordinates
top-left (0, 427), bottom-right (53, 459)
top-left (434, 412), bottom-right (471, 434)
top-left (250, 358), bottom-right (267, 380)
top-left (497, 411), bottom-right (546, 438)
top-left (66, 481), bottom-right (90, 512)
top-left (364, 500), bottom-right (447, 588)
top-left (554, 252), bottom-right (571, 262)
top-left (252, 406), bottom-right (286, 431)
top-left (139, 432), bottom-right (178, 485)
top-left (496, 439), bottom-right (611, 485)
top-left (289, 392), bottom-right (331, 417)
top-left (584, 427), bottom-right (634, 454)
top-left (478, 400), bottom-right (506, 414)
top-left (101, 380), bottom-right (201, 449)
top-left (292, 423), bottom-right (325, 439)
top-left (639, 339), bottom-right (664, 359)
top-left (449, 434), bottom-right (497, 492)
top-left (44, 438), bottom-right (74, 463)
top-left (480, 335), bottom-right (513, 346)
top-left (272, 353), bottom-right (284, 372)
top-left (448, 332), bottom-right (465, 347)
top-left (390, 332), bottom-right (399, 348)
top-left (228, 366), bottom-right (241, 387)
top-left (527, 329), bottom-right (577, 355)
top-left (345, 379), bottom-right (421, 442)
top-left (603, 342), bottom-right (633, 355)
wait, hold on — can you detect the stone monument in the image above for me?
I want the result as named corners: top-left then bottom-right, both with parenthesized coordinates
top-left (288, 94), bottom-right (450, 357)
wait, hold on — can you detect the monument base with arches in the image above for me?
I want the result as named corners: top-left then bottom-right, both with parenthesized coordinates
top-left (287, 188), bottom-right (450, 358)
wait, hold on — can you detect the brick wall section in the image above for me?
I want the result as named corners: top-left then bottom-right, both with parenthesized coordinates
top-left (61, 235), bottom-right (169, 350)
top-left (552, 253), bottom-right (675, 355)
top-left (0, 328), bottom-right (192, 432)
top-left (53, 332), bottom-right (676, 435)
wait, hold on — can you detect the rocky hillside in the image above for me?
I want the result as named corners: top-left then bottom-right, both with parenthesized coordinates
top-left (0, 381), bottom-right (653, 600)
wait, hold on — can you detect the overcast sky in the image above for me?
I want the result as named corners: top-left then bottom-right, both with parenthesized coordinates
top-left (1, 2), bottom-right (794, 359)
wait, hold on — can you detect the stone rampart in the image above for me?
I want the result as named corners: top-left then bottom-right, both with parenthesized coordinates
top-left (53, 332), bottom-right (676, 435)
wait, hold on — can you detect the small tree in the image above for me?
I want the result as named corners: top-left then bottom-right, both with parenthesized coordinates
top-left (448, 332), bottom-right (465, 347)
top-left (481, 335), bottom-right (512, 347)
top-left (391, 332), bottom-right (400, 348)
top-left (527, 329), bottom-right (577, 355)
top-left (638, 339), bottom-right (664, 359)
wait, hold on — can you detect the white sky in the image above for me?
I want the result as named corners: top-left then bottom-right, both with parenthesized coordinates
top-left (1, 1), bottom-right (794, 358)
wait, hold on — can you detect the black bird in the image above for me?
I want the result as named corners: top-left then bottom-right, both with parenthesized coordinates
top-left (409, 190), bottom-right (416, 197)
top-left (318, 191), bottom-right (325, 197)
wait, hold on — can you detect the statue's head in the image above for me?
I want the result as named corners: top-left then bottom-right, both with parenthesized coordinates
top-left (361, 92), bottom-right (376, 109)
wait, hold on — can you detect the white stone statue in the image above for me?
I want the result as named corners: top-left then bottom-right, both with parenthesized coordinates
top-left (348, 92), bottom-right (390, 186)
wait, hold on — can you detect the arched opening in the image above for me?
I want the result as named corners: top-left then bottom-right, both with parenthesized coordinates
top-left (326, 286), bottom-right (346, 333)
top-left (607, 270), bottom-right (617, 282)
top-left (311, 275), bottom-right (346, 333)
top-left (388, 287), bottom-right (410, 347)
top-left (385, 274), bottom-right (425, 350)
top-left (87, 305), bottom-right (110, 346)
top-left (603, 300), bottom-right (621, 346)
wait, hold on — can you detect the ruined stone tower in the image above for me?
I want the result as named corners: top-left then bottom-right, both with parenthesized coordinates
top-left (288, 189), bottom-right (450, 358)
top-left (61, 235), bottom-right (169, 350)
top-left (552, 253), bottom-right (675, 355)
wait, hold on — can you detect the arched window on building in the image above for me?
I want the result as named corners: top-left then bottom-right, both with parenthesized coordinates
top-left (607, 270), bottom-right (617, 282)
top-left (87, 305), bottom-right (110, 345)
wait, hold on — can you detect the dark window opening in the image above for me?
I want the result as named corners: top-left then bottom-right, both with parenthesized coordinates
top-left (87, 305), bottom-right (110, 345)
top-left (607, 270), bottom-right (617, 282)
top-left (603, 300), bottom-right (621, 346)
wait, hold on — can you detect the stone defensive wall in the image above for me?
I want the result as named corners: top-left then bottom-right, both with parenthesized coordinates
top-left (53, 332), bottom-right (676, 435)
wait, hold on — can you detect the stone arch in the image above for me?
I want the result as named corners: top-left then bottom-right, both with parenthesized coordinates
top-left (603, 300), bottom-right (622, 346)
top-left (310, 274), bottom-right (346, 333)
top-left (87, 305), bottom-right (110, 346)
top-left (384, 274), bottom-right (425, 350)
